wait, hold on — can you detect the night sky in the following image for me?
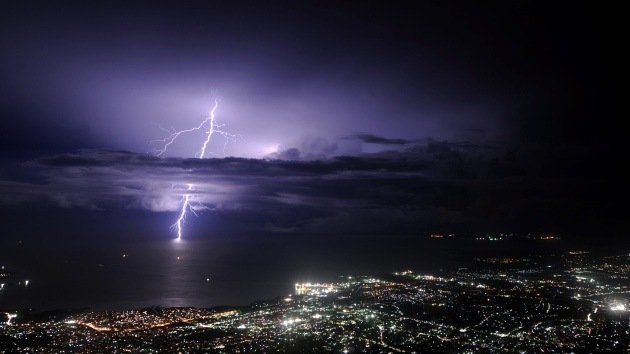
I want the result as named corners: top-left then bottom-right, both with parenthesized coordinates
top-left (0, 1), bottom-right (624, 308)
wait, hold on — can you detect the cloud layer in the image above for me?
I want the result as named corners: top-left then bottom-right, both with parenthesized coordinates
top-left (0, 137), bottom-right (620, 236)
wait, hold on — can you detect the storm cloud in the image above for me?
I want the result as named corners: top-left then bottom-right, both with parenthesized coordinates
top-left (0, 137), bottom-right (619, 236)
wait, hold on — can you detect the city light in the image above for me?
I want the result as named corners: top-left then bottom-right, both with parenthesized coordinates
top-left (609, 303), bottom-right (626, 312)
top-left (1, 252), bottom-right (629, 352)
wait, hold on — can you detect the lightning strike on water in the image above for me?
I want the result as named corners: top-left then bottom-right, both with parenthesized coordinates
top-left (171, 183), bottom-right (209, 241)
top-left (173, 184), bottom-right (193, 241)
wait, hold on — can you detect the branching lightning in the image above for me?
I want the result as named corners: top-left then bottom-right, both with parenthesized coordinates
top-left (152, 98), bottom-right (236, 158)
top-left (173, 184), bottom-right (192, 241)
top-left (198, 99), bottom-right (220, 159)
top-left (171, 183), bottom-right (209, 241)
top-left (152, 97), bottom-right (234, 240)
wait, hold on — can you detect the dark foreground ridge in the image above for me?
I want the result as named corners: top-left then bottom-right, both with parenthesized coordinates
top-left (1, 252), bottom-right (629, 352)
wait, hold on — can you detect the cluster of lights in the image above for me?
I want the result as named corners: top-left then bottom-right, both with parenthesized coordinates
top-left (295, 282), bottom-right (338, 296)
top-left (281, 318), bottom-right (303, 326)
top-left (2, 252), bottom-right (629, 352)
top-left (3, 313), bottom-right (17, 325)
top-left (609, 303), bottom-right (626, 312)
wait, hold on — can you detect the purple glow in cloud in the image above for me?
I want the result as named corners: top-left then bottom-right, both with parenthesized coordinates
top-left (151, 98), bottom-right (237, 159)
top-left (151, 97), bottom-right (238, 239)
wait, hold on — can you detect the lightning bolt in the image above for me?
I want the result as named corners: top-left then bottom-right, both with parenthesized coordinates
top-left (153, 98), bottom-right (236, 240)
top-left (151, 98), bottom-right (235, 158)
top-left (173, 184), bottom-right (193, 241)
top-left (198, 99), bottom-right (219, 159)
top-left (172, 183), bottom-right (209, 241)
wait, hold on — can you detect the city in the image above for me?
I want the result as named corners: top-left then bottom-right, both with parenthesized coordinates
top-left (2, 251), bottom-right (628, 352)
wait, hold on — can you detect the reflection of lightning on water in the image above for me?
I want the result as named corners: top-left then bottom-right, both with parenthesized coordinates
top-left (152, 98), bottom-right (233, 240)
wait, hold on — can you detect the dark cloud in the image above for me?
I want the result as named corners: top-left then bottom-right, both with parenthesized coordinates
top-left (343, 134), bottom-right (416, 145)
top-left (266, 136), bottom-right (343, 161)
top-left (0, 139), bottom-right (622, 236)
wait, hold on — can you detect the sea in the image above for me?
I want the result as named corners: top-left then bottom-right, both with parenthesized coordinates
top-left (0, 232), bottom-right (605, 311)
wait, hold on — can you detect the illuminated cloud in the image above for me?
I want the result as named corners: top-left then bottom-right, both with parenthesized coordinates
top-left (0, 139), bottom-right (617, 235)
